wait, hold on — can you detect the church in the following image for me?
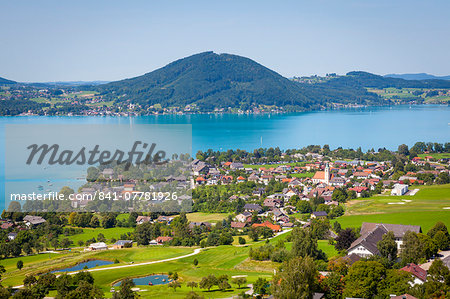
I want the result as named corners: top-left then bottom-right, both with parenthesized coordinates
top-left (312, 163), bottom-right (331, 184)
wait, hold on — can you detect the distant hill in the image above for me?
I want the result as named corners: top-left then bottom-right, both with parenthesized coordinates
top-left (385, 73), bottom-right (450, 81)
top-left (334, 71), bottom-right (450, 89)
top-left (96, 52), bottom-right (383, 110)
top-left (0, 76), bottom-right (16, 85)
top-left (95, 52), bottom-right (450, 111)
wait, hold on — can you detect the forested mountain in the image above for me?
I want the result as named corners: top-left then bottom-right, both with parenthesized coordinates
top-left (337, 71), bottom-right (450, 89)
top-left (0, 76), bottom-right (16, 85)
top-left (96, 52), bottom-right (383, 111)
top-left (385, 73), bottom-right (450, 81)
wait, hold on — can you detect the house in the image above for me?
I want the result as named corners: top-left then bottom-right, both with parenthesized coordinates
top-left (88, 242), bottom-right (108, 251)
top-left (1, 222), bottom-right (14, 230)
top-left (391, 183), bottom-right (409, 196)
top-left (231, 222), bottom-right (246, 231)
top-left (189, 222), bottom-right (212, 230)
top-left (112, 240), bottom-right (133, 249)
top-left (400, 263), bottom-right (427, 285)
top-left (360, 222), bottom-right (421, 248)
top-left (347, 225), bottom-right (387, 258)
top-left (311, 211), bottom-right (328, 219)
top-left (235, 212), bottom-right (252, 223)
top-left (23, 215), bottom-right (46, 227)
top-left (230, 162), bottom-right (244, 170)
top-left (236, 176), bottom-right (246, 183)
top-left (156, 236), bottom-right (173, 244)
top-left (243, 204), bottom-right (262, 213)
top-left (252, 221), bottom-right (281, 232)
top-left (136, 216), bottom-right (152, 225)
top-left (7, 232), bottom-right (17, 241)
top-left (156, 216), bottom-right (174, 223)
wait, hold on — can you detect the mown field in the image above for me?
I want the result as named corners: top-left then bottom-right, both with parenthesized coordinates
top-left (1, 227), bottom-right (338, 298)
top-left (335, 184), bottom-right (450, 232)
top-left (186, 212), bottom-right (230, 223)
top-left (58, 227), bottom-right (134, 246)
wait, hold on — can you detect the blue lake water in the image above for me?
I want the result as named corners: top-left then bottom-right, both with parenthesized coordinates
top-left (113, 274), bottom-right (170, 286)
top-left (0, 105), bottom-right (449, 208)
top-left (51, 259), bottom-right (114, 273)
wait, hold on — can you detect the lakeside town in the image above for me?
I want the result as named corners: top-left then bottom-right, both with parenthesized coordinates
top-left (0, 142), bottom-right (449, 298)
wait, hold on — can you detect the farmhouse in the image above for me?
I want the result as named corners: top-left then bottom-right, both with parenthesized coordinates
top-left (88, 242), bottom-right (108, 251)
top-left (311, 211), bottom-right (328, 219)
top-left (23, 215), bottom-right (46, 227)
top-left (360, 222), bottom-right (422, 248)
top-left (347, 225), bottom-right (387, 258)
top-left (136, 216), bottom-right (152, 224)
top-left (112, 240), bottom-right (133, 249)
top-left (156, 236), bottom-right (173, 244)
top-left (243, 203), bottom-right (262, 213)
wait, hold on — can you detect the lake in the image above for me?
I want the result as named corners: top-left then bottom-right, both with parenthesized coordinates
top-left (0, 105), bottom-right (449, 207)
top-left (51, 259), bottom-right (114, 273)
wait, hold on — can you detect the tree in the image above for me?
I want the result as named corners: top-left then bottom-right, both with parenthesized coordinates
top-left (102, 213), bottom-right (117, 229)
top-left (232, 277), bottom-right (247, 289)
top-left (193, 258), bottom-right (198, 267)
top-left (343, 261), bottom-right (386, 299)
top-left (377, 269), bottom-right (412, 298)
top-left (169, 281), bottom-right (181, 292)
top-left (291, 228), bottom-right (325, 260)
top-left (400, 231), bottom-right (424, 264)
top-left (60, 238), bottom-right (73, 248)
top-left (238, 237), bottom-right (246, 245)
top-left (89, 216), bottom-right (100, 228)
top-left (7, 201), bottom-right (21, 212)
top-left (427, 221), bottom-right (449, 239)
top-left (425, 259), bottom-right (450, 297)
top-left (322, 271), bottom-right (344, 299)
top-left (51, 238), bottom-right (60, 250)
top-left (335, 228), bottom-right (357, 251)
top-left (113, 277), bottom-right (136, 299)
top-left (217, 279), bottom-right (231, 291)
top-left (17, 260), bottom-right (23, 270)
top-left (377, 231), bottom-right (398, 262)
top-left (23, 275), bottom-right (37, 287)
top-left (68, 212), bottom-right (77, 225)
top-left (271, 256), bottom-right (318, 299)
top-left (199, 274), bottom-right (217, 291)
top-left (186, 281), bottom-right (198, 291)
top-left (434, 230), bottom-right (450, 250)
top-left (398, 144), bottom-right (409, 156)
top-left (253, 278), bottom-right (269, 296)
top-left (184, 291), bottom-right (204, 299)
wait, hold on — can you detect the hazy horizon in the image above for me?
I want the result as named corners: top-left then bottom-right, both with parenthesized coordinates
top-left (1, 0), bottom-right (449, 82)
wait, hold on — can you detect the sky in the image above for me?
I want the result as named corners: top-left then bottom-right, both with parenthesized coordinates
top-left (1, 0), bottom-right (449, 82)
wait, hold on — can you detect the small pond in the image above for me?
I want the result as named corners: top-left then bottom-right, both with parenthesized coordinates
top-left (51, 260), bottom-right (114, 273)
top-left (113, 274), bottom-right (170, 286)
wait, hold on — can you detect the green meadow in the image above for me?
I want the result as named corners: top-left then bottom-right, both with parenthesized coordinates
top-left (335, 184), bottom-right (450, 232)
top-left (58, 227), bottom-right (134, 245)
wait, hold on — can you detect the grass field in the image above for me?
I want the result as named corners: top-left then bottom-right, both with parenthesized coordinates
top-left (334, 184), bottom-right (450, 232)
top-left (291, 172), bottom-right (314, 178)
top-left (58, 227), bottom-right (134, 245)
top-left (418, 153), bottom-right (450, 159)
top-left (186, 212), bottom-right (230, 223)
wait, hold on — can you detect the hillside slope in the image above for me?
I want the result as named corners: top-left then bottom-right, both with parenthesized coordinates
top-left (0, 76), bottom-right (16, 85)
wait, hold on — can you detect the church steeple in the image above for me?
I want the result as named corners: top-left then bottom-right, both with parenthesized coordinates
top-left (325, 162), bottom-right (330, 185)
